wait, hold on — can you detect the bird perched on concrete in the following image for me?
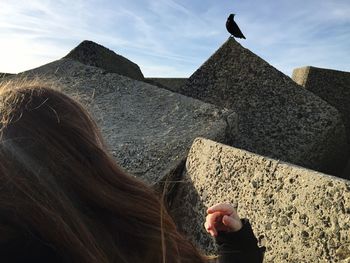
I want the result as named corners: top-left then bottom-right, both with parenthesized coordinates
top-left (226, 14), bottom-right (246, 39)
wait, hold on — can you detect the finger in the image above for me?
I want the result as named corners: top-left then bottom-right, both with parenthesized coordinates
top-left (206, 211), bottom-right (222, 227)
top-left (205, 212), bottom-right (221, 236)
top-left (204, 221), bottom-right (217, 237)
top-left (204, 221), bottom-right (211, 232)
top-left (207, 203), bottom-right (236, 215)
top-left (203, 221), bottom-right (210, 234)
top-left (222, 215), bottom-right (243, 232)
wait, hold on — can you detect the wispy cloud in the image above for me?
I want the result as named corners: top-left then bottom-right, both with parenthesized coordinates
top-left (0, 0), bottom-right (349, 77)
top-left (238, 0), bottom-right (350, 76)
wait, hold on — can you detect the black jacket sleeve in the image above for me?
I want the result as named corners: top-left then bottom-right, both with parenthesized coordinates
top-left (215, 219), bottom-right (265, 263)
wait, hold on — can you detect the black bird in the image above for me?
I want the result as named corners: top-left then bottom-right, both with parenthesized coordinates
top-left (226, 14), bottom-right (246, 39)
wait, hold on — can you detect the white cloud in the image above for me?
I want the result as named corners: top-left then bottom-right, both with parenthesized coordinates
top-left (0, 0), bottom-right (349, 76)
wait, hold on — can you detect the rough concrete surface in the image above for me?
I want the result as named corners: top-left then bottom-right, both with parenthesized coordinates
top-left (292, 66), bottom-right (350, 151)
top-left (178, 37), bottom-right (348, 176)
top-left (146, 78), bottom-right (188, 93)
top-left (0, 73), bottom-right (13, 78)
top-left (65, 40), bottom-right (144, 81)
top-left (8, 59), bottom-right (237, 185)
top-left (171, 138), bottom-right (350, 262)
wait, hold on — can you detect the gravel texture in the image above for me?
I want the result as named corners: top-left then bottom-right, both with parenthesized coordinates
top-left (171, 138), bottom-right (350, 262)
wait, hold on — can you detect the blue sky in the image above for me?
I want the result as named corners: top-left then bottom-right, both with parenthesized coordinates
top-left (0, 0), bottom-right (349, 77)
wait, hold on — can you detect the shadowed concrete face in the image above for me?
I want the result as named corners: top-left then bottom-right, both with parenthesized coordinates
top-left (0, 73), bottom-right (13, 78)
top-left (171, 138), bottom-right (350, 262)
top-left (65, 40), bottom-right (144, 81)
top-left (146, 78), bottom-right (188, 93)
top-left (293, 66), bottom-right (350, 154)
top-left (177, 37), bottom-right (348, 177)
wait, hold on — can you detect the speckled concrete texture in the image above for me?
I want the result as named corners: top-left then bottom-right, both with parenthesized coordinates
top-left (178, 37), bottom-right (348, 176)
top-left (171, 138), bottom-right (350, 262)
top-left (292, 66), bottom-right (350, 152)
top-left (7, 59), bottom-right (237, 185)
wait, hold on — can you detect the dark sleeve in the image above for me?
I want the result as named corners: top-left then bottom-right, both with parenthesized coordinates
top-left (215, 219), bottom-right (265, 263)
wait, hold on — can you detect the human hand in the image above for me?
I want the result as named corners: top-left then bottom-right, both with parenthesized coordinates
top-left (204, 203), bottom-right (243, 237)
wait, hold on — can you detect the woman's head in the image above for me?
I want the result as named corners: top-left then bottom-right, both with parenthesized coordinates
top-left (0, 81), bottom-right (205, 262)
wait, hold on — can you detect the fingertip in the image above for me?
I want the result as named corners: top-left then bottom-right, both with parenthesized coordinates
top-left (206, 203), bottom-right (235, 214)
top-left (222, 215), bottom-right (232, 225)
top-left (221, 215), bottom-right (227, 222)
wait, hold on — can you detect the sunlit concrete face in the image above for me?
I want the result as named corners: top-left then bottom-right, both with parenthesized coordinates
top-left (172, 138), bottom-right (350, 262)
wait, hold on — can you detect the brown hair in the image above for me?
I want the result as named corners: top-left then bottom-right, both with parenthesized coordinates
top-left (0, 80), bottom-right (207, 262)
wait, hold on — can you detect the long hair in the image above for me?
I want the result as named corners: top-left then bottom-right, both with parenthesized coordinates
top-left (0, 80), bottom-right (207, 262)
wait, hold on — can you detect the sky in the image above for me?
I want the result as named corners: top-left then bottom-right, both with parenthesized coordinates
top-left (0, 0), bottom-right (349, 77)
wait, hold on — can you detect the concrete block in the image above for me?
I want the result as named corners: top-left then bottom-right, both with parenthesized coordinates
top-left (171, 138), bottom-right (350, 262)
top-left (293, 66), bottom-right (350, 151)
top-left (9, 59), bottom-right (237, 185)
top-left (146, 78), bottom-right (188, 93)
top-left (65, 40), bottom-right (144, 81)
top-left (178, 37), bottom-right (348, 176)
top-left (0, 73), bottom-right (13, 78)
